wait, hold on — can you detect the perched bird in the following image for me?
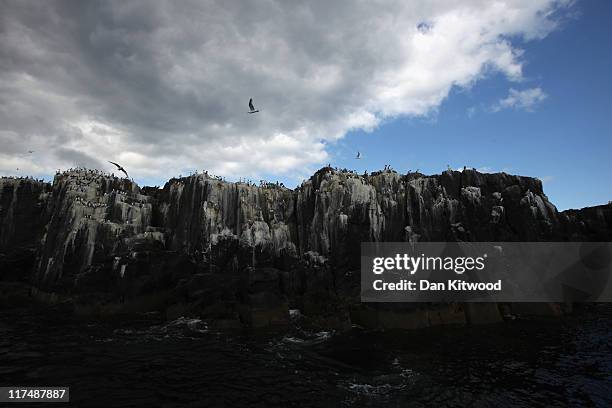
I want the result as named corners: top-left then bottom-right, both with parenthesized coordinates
top-left (248, 98), bottom-right (259, 114)
top-left (108, 161), bottom-right (129, 178)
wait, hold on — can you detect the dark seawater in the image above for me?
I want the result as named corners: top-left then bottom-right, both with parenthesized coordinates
top-left (0, 305), bottom-right (610, 408)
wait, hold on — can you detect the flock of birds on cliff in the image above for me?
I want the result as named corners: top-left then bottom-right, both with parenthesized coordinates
top-left (49, 168), bottom-right (152, 225)
top-left (1, 175), bottom-right (46, 183)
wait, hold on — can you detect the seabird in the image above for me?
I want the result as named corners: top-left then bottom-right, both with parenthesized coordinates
top-left (248, 98), bottom-right (259, 114)
top-left (355, 152), bottom-right (362, 159)
top-left (108, 161), bottom-right (129, 178)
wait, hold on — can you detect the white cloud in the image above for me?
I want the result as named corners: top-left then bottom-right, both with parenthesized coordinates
top-left (492, 87), bottom-right (548, 112)
top-left (0, 0), bottom-right (571, 183)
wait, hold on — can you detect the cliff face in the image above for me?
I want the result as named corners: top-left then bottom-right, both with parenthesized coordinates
top-left (0, 168), bottom-right (610, 325)
top-left (35, 170), bottom-right (157, 293)
top-left (0, 178), bottom-right (51, 281)
top-left (295, 168), bottom-right (564, 272)
top-left (156, 175), bottom-right (297, 257)
top-left (560, 204), bottom-right (612, 241)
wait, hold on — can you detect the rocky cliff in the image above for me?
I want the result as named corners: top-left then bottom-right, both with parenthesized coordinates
top-left (1, 168), bottom-right (610, 327)
top-left (0, 177), bottom-right (51, 281)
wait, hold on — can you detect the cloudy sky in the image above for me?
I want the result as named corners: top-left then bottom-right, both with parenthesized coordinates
top-left (1, 0), bottom-right (610, 209)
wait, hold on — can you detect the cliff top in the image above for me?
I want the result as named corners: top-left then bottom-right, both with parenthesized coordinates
top-left (0, 166), bottom-right (551, 199)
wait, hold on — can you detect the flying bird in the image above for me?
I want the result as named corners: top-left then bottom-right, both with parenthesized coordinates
top-left (28, 150), bottom-right (34, 154)
top-left (108, 161), bottom-right (129, 178)
top-left (248, 98), bottom-right (259, 114)
top-left (355, 151), bottom-right (362, 159)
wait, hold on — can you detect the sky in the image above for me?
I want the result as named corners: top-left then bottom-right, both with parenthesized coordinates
top-left (0, 0), bottom-right (610, 210)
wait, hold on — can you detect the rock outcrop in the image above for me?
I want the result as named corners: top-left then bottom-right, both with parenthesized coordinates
top-left (0, 168), bottom-right (610, 328)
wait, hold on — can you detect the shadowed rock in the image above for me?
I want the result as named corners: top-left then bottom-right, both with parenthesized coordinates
top-left (0, 168), bottom-right (610, 328)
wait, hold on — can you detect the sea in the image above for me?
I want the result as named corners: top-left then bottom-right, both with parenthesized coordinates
top-left (1, 304), bottom-right (610, 407)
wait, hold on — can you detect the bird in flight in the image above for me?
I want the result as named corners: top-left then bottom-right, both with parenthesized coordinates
top-left (248, 98), bottom-right (259, 114)
top-left (355, 151), bottom-right (362, 159)
top-left (108, 161), bottom-right (129, 178)
top-left (28, 150), bottom-right (34, 154)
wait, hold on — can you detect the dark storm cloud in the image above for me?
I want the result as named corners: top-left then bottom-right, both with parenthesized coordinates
top-left (2, 1), bottom-right (229, 134)
top-left (55, 147), bottom-right (105, 170)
